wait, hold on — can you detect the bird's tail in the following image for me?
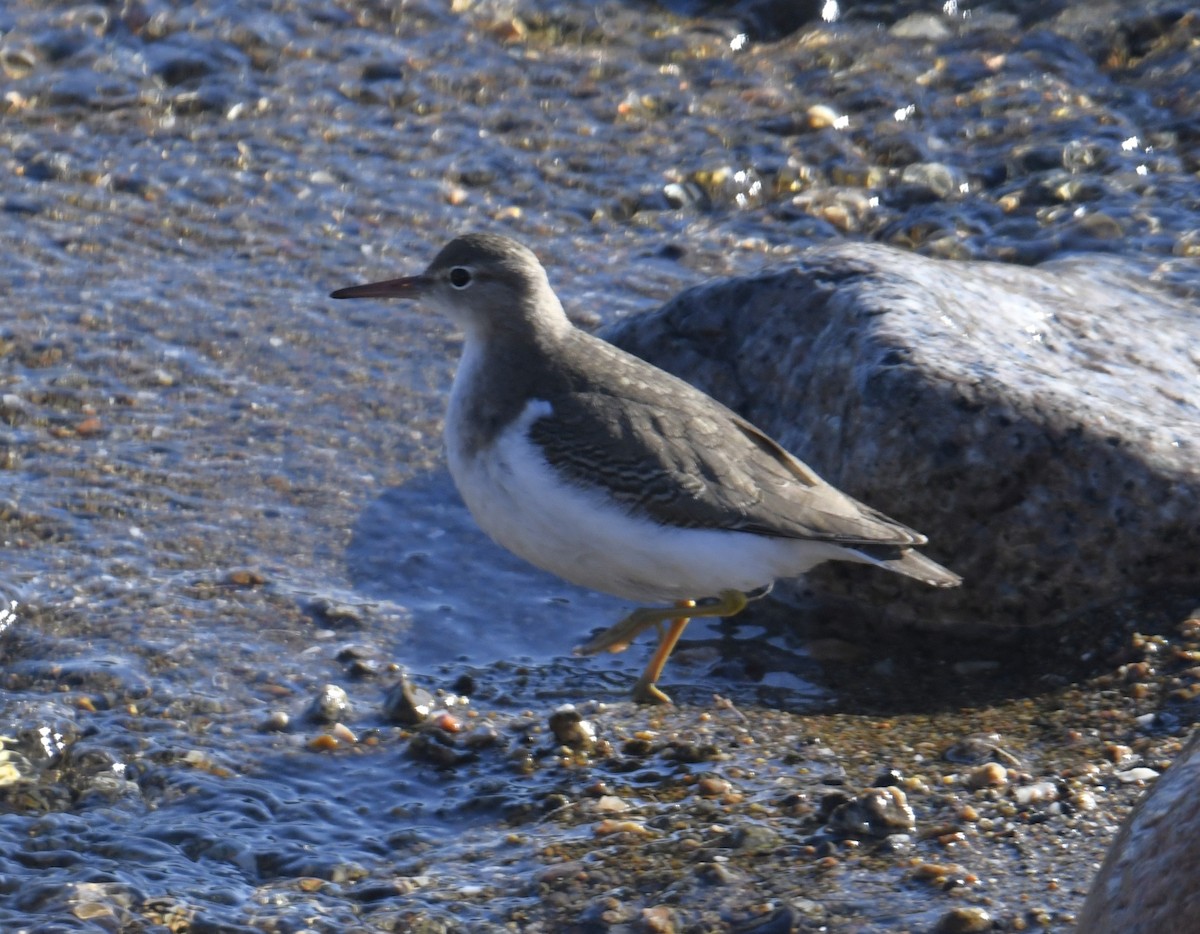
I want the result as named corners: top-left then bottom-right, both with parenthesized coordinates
top-left (856, 547), bottom-right (962, 588)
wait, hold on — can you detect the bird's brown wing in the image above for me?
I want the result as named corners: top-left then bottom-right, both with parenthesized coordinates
top-left (528, 333), bottom-right (924, 547)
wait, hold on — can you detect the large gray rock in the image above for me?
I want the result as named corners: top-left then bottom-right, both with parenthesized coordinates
top-left (605, 242), bottom-right (1200, 633)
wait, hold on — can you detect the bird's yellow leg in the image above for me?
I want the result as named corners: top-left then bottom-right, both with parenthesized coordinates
top-left (574, 590), bottom-right (750, 705)
top-left (577, 590), bottom-right (749, 656)
top-left (632, 614), bottom-right (691, 705)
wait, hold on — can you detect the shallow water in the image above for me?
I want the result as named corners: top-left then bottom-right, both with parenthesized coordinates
top-left (1, 0), bottom-right (1197, 928)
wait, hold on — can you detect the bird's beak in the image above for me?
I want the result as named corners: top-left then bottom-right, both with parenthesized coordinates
top-left (329, 274), bottom-right (431, 300)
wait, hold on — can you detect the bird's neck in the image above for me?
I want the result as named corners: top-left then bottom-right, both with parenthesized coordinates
top-left (447, 315), bottom-right (567, 464)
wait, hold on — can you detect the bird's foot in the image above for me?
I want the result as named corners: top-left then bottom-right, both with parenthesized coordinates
top-left (631, 675), bottom-right (673, 705)
top-left (575, 590), bottom-right (752, 705)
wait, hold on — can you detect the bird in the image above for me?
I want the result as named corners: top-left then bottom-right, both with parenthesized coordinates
top-left (331, 233), bottom-right (961, 703)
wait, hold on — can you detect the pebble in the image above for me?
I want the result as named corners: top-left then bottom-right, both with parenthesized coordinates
top-left (1116, 767), bottom-right (1160, 783)
top-left (305, 684), bottom-right (350, 724)
top-left (225, 568), bottom-right (266, 587)
top-left (381, 676), bottom-right (433, 726)
top-left (258, 711), bottom-right (289, 733)
top-left (932, 906), bottom-right (992, 933)
top-left (828, 786), bottom-right (915, 838)
top-left (696, 776), bottom-right (732, 798)
top-left (1013, 781), bottom-right (1058, 806)
top-left (548, 704), bottom-right (596, 750)
top-left (594, 819), bottom-right (651, 837)
top-left (966, 762), bottom-right (1008, 789)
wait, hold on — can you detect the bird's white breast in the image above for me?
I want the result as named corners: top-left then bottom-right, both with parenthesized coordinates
top-left (445, 388), bottom-right (850, 604)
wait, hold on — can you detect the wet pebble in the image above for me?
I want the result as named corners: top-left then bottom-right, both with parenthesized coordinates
top-left (933, 906), bottom-right (993, 933)
top-left (1013, 781), bottom-right (1058, 806)
top-left (305, 683), bottom-right (350, 724)
top-left (827, 786), bottom-right (916, 838)
top-left (406, 729), bottom-right (464, 768)
top-left (462, 726), bottom-right (500, 749)
top-left (307, 598), bottom-right (365, 629)
top-left (548, 704), bottom-right (596, 751)
top-left (696, 776), bottom-right (733, 798)
top-left (966, 762), bottom-right (1008, 789)
top-left (258, 710), bottom-right (289, 733)
top-left (897, 162), bottom-right (966, 201)
top-left (593, 818), bottom-right (651, 838)
top-left (1116, 766), bottom-right (1160, 783)
top-left (335, 643), bottom-right (384, 679)
top-left (712, 823), bottom-right (779, 853)
top-left (225, 568), bottom-right (265, 587)
top-left (381, 676), bottom-right (433, 726)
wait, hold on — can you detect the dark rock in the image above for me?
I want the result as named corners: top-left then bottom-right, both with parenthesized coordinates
top-left (547, 704), bottom-right (596, 750)
top-left (605, 242), bottom-right (1200, 634)
top-left (1077, 730), bottom-right (1200, 933)
top-left (382, 675), bottom-right (433, 726)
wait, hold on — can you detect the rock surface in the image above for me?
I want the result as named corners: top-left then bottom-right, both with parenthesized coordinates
top-left (1077, 729), bottom-right (1200, 933)
top-left (605, 242), bottom-right (1200, 633)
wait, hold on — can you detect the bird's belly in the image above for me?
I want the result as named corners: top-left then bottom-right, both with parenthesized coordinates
top-left (447, 427), bottom-right (841, 605)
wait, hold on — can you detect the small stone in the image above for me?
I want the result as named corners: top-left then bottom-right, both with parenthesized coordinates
top-left (548, 704), bottom-right (596, 750)
top-left (306, 684), bottom-right (350, 724)
top-left (329, 722), bottom-right (357, 744)
top-left (736, 904), bottom-right (811, 934)
top-left (74, 416), bottom-right (104, 437)
top-left (806, 104), bottom-right (842, 129)
top-left (899, 162), bottom-right (965, 200)
top-left (72, 902), bottom-right (113, 921)
top-left (1014, 781), bottom-right (1059, 806)
top-left (226, 568), bottom-right (266, 587)
top-left (430, 711), bottom-right (461, 733)
top-left (462, 726), bottom-right (499, 749)
top-left (694, 861), bottom-right (744, 886)
top-left (307, 598), bottom-right (364, 629)
top-left (1116, 767), bottom-right (1160, 784)
top-left (913, 862), bottom-right (971, 885)
top-left (259, 711), bottom-right (289, 733)
top-left (593, 819), bottom-right (651, 837)
top-left (890, 12), bottom-right (952, 40)
top-left (828, 786), bottom-right (915, 837)
top-left (933, 906), bottom-right (992, 933)
top-left (713, 824), bottom-right (780, 853)
top-left (382, 676), bottom-right (433, 725)
top-left (537, 861), bottom-right (583, 884)
top-left (594, 795), bottom-right (629, 813)
top-left (697, 776), bottom-right (732, 798)
top-left (966, 762), bottom-right (1008, 789)
top-left (406, 730), bottom-right (462, 767)
top-left (640, 905), bottom-right (675, 933)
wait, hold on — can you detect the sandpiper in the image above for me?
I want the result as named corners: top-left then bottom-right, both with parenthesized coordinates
top-left (331, 233), bottom-right (960, 703)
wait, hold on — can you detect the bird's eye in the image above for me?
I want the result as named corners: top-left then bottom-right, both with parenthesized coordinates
top-left (449, 267), bottom-right (472, 289)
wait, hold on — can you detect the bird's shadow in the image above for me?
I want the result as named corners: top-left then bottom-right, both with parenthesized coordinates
top-left (344, 471), bottom-right (637, 670)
